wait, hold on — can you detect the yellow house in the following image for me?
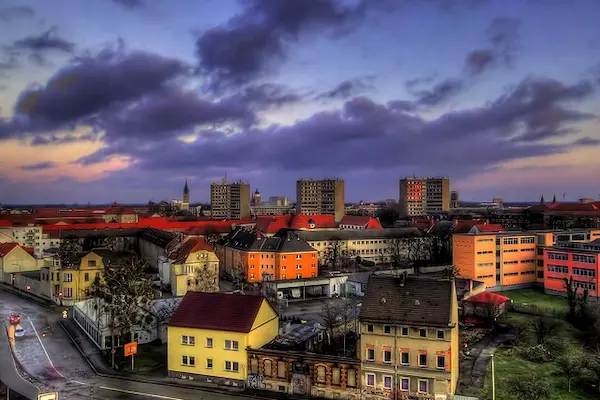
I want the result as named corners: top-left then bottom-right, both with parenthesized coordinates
top-left (49, 249), bottom-right (115, 305)
top-left (359, 274), bottom-right (459, 400)
top-left (169, 237), bottom-right (220, 296)
top-left (0, 243), bottom-right (38, 282)
top-left (168, 292), bottom-right (278, 387)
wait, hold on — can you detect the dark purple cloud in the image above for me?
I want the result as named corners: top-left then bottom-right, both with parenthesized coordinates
top-left (573, 137), bottom-right (600, 146)
top-left (8, 28), bottom-right (76, 67)
top-left (110, 0), bottom-right (146, 9)
top-left (195, 0), bottom-right (395, 87)
top-left (408, 17), bottom-right (521, 107)
top-left (316, 77), bottom-right (374, 100)
top-left (75, 75), bottom-right (596, 184)
top-left (11, 48), bottom-right (187, 133)
top-left (0, 6), bottom-right (34, 21)
top-left (21, 161), bottom-right (56, 171)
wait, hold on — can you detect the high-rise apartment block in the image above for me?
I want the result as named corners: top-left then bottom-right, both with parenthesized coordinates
top-left (296, 179), bottom-right (345, 222)
top-left (210, 180), bottom-right (251, 220)
top-left (399, 177), bottom-right (450, 217)
top-left (450, 190), bottom-right (459, 209)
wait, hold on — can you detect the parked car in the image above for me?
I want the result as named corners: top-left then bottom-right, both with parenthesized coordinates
top-left (14, 325), bottom-right (25, 337)
top-left (8, 314), bottom-right (20, 325)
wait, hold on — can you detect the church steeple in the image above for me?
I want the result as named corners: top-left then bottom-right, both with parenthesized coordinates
top-left (552, 194), bottom-right (556, 204)
top-left (540, 195), bottom-right (545, 206)
top-left (183, 179), bottom-right (190, 204)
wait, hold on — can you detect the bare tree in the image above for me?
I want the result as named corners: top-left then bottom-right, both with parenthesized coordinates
top-left (507, 375), bottom-right (550, 400)
top-left (231, 267), bottom-right (248, 293)
top-left (320, 301), bottom-right (339, 347)
top-left (190, 264), bottom-right (219, 292)
top-left (557, 355), bottom-right (583, 392)
top-left (323, 240), bottom-right (351, 270)
top-left (149, 297), bottom-right (181, 343)
top-left (386, 238), bottom-right (404, 268)
top-left (473, 301), bottom-right (503, 327)
top-left (88, 255), bottom-right (155, 368)
top-left (532, 317), bottom-right (558, 345)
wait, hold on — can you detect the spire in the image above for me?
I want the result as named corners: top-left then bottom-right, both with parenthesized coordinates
top-left (552, 194), bottom-right (556, 204)
top-left (540, 195), bottom-right (545, 206)
top-left (183, 179), bottom-right (190, 203)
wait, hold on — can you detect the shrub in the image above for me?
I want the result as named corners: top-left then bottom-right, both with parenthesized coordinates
top-left (522, 344), bottom-right (552, 363)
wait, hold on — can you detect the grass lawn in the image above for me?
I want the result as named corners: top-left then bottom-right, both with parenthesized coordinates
top-left (496, 288), bottom-right (569, 313)
top-left (477, 313), bottom-right (594, 400)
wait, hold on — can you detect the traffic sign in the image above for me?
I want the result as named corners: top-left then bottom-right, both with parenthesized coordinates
top-left (124, 341), bottom-right (138, 357)
top-left (38, 392), bottom-right (58, 400)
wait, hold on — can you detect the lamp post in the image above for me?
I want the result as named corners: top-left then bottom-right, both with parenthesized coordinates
top-left (491, 353), bottom-right (496, 400)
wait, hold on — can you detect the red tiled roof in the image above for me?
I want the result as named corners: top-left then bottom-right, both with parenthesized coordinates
top-left (254, 215), bottom-right (292, 234)
top-left (527, 202), bottom-right (600, 214)
top-left (340, 215), bottom-right (370, 226)
top-left (171, 237), bottom-right (213, 264)
top-left (36, 218), bottom-right (252, 232)
top-left (0, 242), bottom-right (19, 257)
top-left (365, 217), bottom-right (383, 229)
top-left (453, 220), bottom-right (480, 233)
top-left (465, 291), bottom-right (510, 305)
top-left (0, 220), bottom-right (12, 227)
top-left (289, 214), bottom-right (337, 230)
top-left (169, 292), bottom-right (272, 333)
top-left (475, 224), bottom-right (505, 233)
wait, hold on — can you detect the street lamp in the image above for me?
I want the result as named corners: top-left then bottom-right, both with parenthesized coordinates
top-left (491, 353), bottom-right (496, 400)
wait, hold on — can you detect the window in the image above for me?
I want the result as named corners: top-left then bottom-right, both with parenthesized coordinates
top-left (419, 353), bottom-right (427, 367)
top-left (366, 373), bottom-right (375, 387)
top-left (383, 376), bottom-right (392, 389)
top-left (182, 335), bottom-right (195, 345)
top-left (366, 348), bottom-right (375, 361)
top-left (225, 361), bottom-right (239, 372)
top-left (296, 254), bottom-right (302, 259)
top-left (419, 328), bottom-right (427, 338)
top-left (573, 267), bottom-right (596, 277)
top-left (437, 330), bottom-right (445, 339)
top-left (400, 378), bottom-right (409, 391)
top-left (503, 237), bottom-right (518, 245)
top-left (548, 265), bottom-right (569, 274)
top-left (383, 350), bottom-right (392, 363)
top-left (366, 324), bottom-right (374, 333)
top-left (64, 287), bottom-right (72, 297)
top-left (88, 260), bottom-right (97, 267)
top-left (264, 360), bottom-right (272, 376)
top-left (548, 252), bottom-right (568, 261)
top-left (520, 237), bottom-right (535, 244)
top-left (84, 273), bottom-right (89, 282)
top-left (278, 361), bottom-right (286, 379)
top-left (437, 355), bottom-right (445, 369)
top-left (401, 327), bottom-right (409, 336)
top-left (64, 273), bottom-right (72, 282)
top-left (316, 366), bottom-right (326, 383)
top-left (401, 352), bottom-right (409, 365)
top-left (384, 325), bottom-right (391, 334)
top-left (347, 369), bottom-right (357, 387)
top-left (296, 265), bottom-right (301, 269)
top-left (225, 340), bottom-right (238, 350)
top-left (418, 380), bottom-right (428, 393)
top-left (206, 337), bottom-right (213, 347)
top-left (296, 273), bottom-right (302, 279)
top-left (331, 368), bottom-right (341, 385)
top-left (206, 359), bottom-right (213, 369)
top-left (182, 355), bottom-right (195, 366)
top-left (573, 254), bottom-right (596, 264)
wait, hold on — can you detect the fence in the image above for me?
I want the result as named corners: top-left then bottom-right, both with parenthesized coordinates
top-left (1, 272), bottom-right (51, 299)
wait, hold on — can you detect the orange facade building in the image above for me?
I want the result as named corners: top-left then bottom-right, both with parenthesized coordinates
top-left (216, 228), bottom-right (318, 283)
top-left (543, 240), bottom-right (600, 297)
top-left (453, 224), bottom-right (600, 290)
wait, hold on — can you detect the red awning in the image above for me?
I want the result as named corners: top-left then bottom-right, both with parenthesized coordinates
top-left (465, 291), bottom-right (510, 306)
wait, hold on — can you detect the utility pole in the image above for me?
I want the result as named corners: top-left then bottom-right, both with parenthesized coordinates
top-left (491, 353), bottom-right (496, 400)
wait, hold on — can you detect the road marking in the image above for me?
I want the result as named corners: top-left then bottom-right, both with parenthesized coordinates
top-left (99, 386), bottom-right (185, 400)
top-left (25, 314), bottom-right (69, 380)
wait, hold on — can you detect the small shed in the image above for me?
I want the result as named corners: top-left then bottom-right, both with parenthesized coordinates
top-left (463, 291), bottom-right (511, 321)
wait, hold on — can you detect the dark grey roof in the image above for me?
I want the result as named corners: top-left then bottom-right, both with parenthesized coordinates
top-left (89, 248), bottom-right (133, 266)
top-left (359, 275), bottom-right (454, 328)
top-left (222, 228), bottom-right (315, 253)
top-left (138, 228), bottom-right (176, 248)
top-left (56, 228), bottom-right (143, 239)
top-left (294, 228), bottom-right (423, 242)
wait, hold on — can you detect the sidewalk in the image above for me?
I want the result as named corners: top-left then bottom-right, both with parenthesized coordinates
top-left (0, 283), bottom-right (56, 310)
top-left (58, 317), bottom-right (247, 392)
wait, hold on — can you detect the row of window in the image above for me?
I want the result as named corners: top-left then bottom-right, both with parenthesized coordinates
top-left (250, 264), bottom-right (316, 270)
top-left (250, 254), bottom-right (313, 260)
top-left (181, 356), bottom-right (239, 371)
top-left (364, 349), bottom-right (446, 369)
top-left (181, 335), bottom-right (238, 350)
top-left (365, 374), bottom-right (429, 394)
top-left (364, 325), bottom-right (445, 339)
top-left (249, 272), bottom-right (314, 280)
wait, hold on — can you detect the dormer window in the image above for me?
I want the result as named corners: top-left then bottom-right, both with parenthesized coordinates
top-left (308, 219), bottom-right (315, 229)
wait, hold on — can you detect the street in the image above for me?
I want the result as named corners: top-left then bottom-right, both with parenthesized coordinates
top-left (0, 288), bottom-right (261, 400)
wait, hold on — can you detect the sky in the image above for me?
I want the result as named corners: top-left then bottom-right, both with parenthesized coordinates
top-left (0, 0), bottom-right (599, 205)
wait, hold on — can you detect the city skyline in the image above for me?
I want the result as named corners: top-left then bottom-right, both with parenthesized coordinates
top-left (1, 0), bottom-right (600, 204)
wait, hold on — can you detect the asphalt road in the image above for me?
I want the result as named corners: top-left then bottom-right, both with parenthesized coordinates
top-left (0, 288), bottom-right (259, 400)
